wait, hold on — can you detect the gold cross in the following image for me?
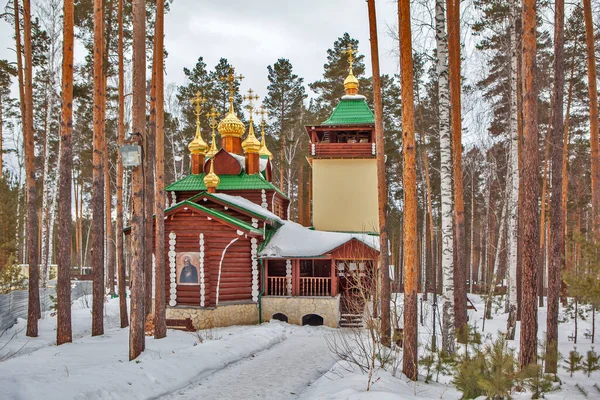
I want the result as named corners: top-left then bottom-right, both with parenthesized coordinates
top-left (191, 91), bottom-right (207, 117)
top-left (258, 106), bottom-right (267, 130)
top-left (343, 44), bottom-right (357, 71)
top-left (207, 106), bottom-right (219, 130)
top-left (219, 66), bottom-right (244, 109)
top-left (243, 88), bottom-right (260, 120)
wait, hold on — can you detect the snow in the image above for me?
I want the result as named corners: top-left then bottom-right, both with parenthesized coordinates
top-left (259, 220), bottom-right (380, 258)
top-left (212, 192), bottom-right (283, 224)
top-left (162, 322), bottom-right (336, 399)
top-left (2, 290), bottom-right (600, 399)
top-left (341, 95), bottom-right (367, 101)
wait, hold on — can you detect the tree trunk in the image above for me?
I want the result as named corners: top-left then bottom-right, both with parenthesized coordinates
top-left (583, 0), bottom-right (600, 239)
top-left (519, 0), bottom-right (540, 369)
top-left (435, 0), bottom-right (455, 355)
top-left (506, 0), bottom-right (520, 340)
top-left (367, 0), bottom-right (391, 350)
top-left (154, 0), bottom-right (166, 339)
top-left (423, 149), bottom-right (436, 299)
top-left (0, 95), bottom-right (3, 175)
top-left (57, 0), bottom-right (74, 346)
top-left (546, 0), bottom-right (564, 373)
top-left (21, 0), bottom-right (40, 337)
top-left (116, 0), bottom-right (128, 329)
top-left (486, 195), bottom-right (507, 320)
top-left (146, 41), bottom-right (157, 321)
top-left (106, 141), bottom-right (114, 295)
top-left (538, 110), bottom-right (551, 308)
top-left (130, 0), bottom-right (146, 361)
top-left (91, 0), bottom-right (105, 337)
top-left (397, 0), bottom-right (418, 380)
top-left (446, 0), bottom-right (467, 332)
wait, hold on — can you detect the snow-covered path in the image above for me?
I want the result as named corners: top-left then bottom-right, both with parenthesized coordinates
top-left (162, 327), bottom-right (336, 400)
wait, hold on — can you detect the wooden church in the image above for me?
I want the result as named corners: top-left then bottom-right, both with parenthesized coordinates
top-left (160, 58), bottom-right (380, 329)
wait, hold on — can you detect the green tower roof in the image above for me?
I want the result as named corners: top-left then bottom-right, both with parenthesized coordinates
top-left (322, 97), bottom-right (375, 126)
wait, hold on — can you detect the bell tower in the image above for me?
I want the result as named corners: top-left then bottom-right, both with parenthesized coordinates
top-left (306, 45), bottom-right (379, 234)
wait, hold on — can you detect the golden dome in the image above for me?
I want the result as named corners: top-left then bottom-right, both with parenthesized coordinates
top-left (344, 68), bottom-right (359, 95)
top-left (188, 123), bottom-right (208, 155)
top-left (242, 119), bottom-right (261, 154)
top-left (259, 125), bottom-right (272, 160)
top-left (203, 159), bottom-right (220, 190)
top-left (206, 131), bottom-right (218, 159)
top-left (217, 104), bottom-right (245, 138)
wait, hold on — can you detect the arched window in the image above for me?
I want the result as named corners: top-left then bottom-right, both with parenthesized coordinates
top-left (302, 314), bottom-right (324, 326)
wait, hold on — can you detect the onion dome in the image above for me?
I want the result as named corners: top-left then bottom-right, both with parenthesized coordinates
top-left (206, 130), bottom-right (218, 159)
top-left (217, 104), bottom-right (245, 138)
top-left (188, 119), bottom-right (208, 155)
top-left (203, 159), bottom-right (220, 190)
top-left (259, 125), bottom-right (273, 159)
top-left (344, 68), bottom-right (359, 95)
top-left (242, 119), bottom-right (261, 154)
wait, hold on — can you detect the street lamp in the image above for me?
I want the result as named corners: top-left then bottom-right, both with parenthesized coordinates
top-left (120, 132), bottom-right (143, 167)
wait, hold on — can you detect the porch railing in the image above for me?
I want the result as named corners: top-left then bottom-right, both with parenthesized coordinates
top-left (268, 276), bottom-right (287, 296)
top-left (300, 277), bottom-right (331, 297)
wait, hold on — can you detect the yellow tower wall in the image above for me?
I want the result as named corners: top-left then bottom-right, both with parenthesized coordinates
top-left (312, 158), bottom-right (379, 233)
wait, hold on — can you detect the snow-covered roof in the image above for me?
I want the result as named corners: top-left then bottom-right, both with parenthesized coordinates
top-left (211, 193), bottom-right (283, 224)
top-left (341, 94), bottom-right (367, 100)
top-left (229, 152), bottom-right (246, 170)
top-left (259, 220), bottom-right (380, 259)
top-left (259, 157), bottom-right (268, 172)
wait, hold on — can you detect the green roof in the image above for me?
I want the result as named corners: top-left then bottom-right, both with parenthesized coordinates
top-left (322, 98), bottom-right (375, 125)
top-left (165, 200), bottom-right (263, 235)
top-left (165, 172), bottom-right (289, 199)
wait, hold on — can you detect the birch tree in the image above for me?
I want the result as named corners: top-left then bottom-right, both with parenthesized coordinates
top-left (506, 0), bottom-right (520, 341)
top-left (435, 0), bottom-right (455, 355)
top-left (116, 0), bottom-right (128, 329)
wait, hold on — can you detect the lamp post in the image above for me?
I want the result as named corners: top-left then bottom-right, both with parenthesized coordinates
top-left (121, 131), bottom-right (146, 360)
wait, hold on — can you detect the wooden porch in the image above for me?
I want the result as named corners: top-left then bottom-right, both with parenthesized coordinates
top-left (264, 259), bottom-right (339, 297)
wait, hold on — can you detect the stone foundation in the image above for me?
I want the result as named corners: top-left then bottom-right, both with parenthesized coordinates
top-left (261, 295), bottom-right (340, 328)
top-left (167, 302), bottom-right (258, 330)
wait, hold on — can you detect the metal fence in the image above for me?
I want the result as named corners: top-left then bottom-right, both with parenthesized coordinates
top-left (0, 281), bottom-right (93, 332)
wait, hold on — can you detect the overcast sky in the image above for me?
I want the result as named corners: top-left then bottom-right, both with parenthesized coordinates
top-left (0, 0), bottom-right (401, 102)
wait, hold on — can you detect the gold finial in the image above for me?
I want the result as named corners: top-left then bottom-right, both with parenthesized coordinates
top-left (203, 158), bottom-right (220, 192)
top-left (258, 106), bottom-right (273, 159)
top-left (217, 67), bottom-right (246, 138)
top-left (219, 66), bottom-right (244, 113)
top-left (242, 89), bottom-right (261, 154)
top-left (188, 92), bottom-right (208, 154)
top-left (206, 106), bottom-right (220, 158)
top-left (343, 44), bottom-right (359, 95)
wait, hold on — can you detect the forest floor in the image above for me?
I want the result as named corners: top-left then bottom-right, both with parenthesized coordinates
top-left (0, 293), bottom-right (599, 399)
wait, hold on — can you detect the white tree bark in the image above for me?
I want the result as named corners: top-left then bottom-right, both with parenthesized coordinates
top-left (436, 0), bottom-right (455, 354)
top-left (506, 0), bottom-right (519, 340)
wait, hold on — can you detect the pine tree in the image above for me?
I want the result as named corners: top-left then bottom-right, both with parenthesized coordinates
top-left (519, 0), bottom-right (540, 369)
top-left (563, 348), bottom-right (583, 377)
top-left (91, 0), bottom-right (105, 337)
top-left (56, 0), bottom-right (74, 346)
top-left (583, 0), bottom-right (600, 239)
top-left (262, 58), bottom-right (306, 193)
top-left (546, 0), bottom-right (565, 373)
top-left (153, 0), bottom-right (167, 339)
top-left (398, 0), bottom-right (419, 381)
top-left (129, 0), bottom-right (146, 361)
